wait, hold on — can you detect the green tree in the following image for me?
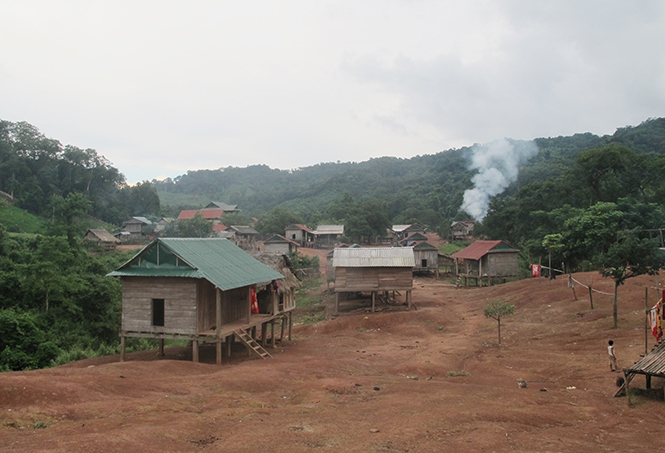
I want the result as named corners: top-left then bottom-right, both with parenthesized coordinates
top-left (171, 213), bottom-right (213, 238)
top-left (597, 232), bottom-right (661, 328)
top-left (255, 207), bottom-right (302, 236)
top-left (483, 300), bottom-right (515, 345)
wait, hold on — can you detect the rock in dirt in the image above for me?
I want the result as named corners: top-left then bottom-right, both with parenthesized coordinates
top-left (370, 429), bottom-right (380, 433)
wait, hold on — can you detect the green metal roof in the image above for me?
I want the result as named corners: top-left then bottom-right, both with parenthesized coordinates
top-left (108, 238), bottom-right (284, 291)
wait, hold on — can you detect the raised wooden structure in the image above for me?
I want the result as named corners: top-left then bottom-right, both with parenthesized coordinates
top-left (451, 240), bottom-right (519, 287)
top-left (333, 247), bottom-right (415, 313)
top-left (109, 238), bottom-right (295, 365)
top-left (412, 241), bottom-right (439, 276)
top-left (617, 340), bottom-right (665, 401)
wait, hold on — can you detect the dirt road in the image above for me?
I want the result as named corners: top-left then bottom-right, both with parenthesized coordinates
top-left (1, 273), bottom-right (663, 452)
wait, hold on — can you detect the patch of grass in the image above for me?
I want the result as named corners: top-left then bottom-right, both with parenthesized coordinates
top-left (438, 241), bottom-right (470, 256)
top-left (445, 370), bottom-right (469, 378)
top-left (436, 326), bottom-right (445, 331)
top-left (33, 420), bottom-right (51, 429)
top-left (301, 313), bottom-right (325, 325)
top-left (0, 204), bottom-right (45, 233)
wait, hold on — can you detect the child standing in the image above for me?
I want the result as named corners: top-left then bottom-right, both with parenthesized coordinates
top-left (608, 340), bottom-right (618, 372)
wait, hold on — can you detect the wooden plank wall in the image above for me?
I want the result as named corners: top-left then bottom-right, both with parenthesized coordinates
top-left (414, 250), bottom-right (438, 269)
top-left (197, 279), bottom-right (217, 332)
top-left (121, 277), bottom-right (197, 335)
top-left (487, 252), bottom-right (519, 276)
top-left (223, 286), bottom-right (249, 323)
top-left (335, 267), bottom-right (413, 291)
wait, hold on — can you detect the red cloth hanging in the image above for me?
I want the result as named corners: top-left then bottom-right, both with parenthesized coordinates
top-left (250, 287), bottom-right (259, 314)
top-left (530, 264), bottom-right (541, 278)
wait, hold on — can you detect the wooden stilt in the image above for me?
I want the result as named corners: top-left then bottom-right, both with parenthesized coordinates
top-left (407, 290), bottom-right (412, 310)
top-left (271, 321), bottom-right (276, 348)
top-left (261, 323), bottom-right (268, 347)
top-left (288, 311), bottom-right (292, 341)
top-left (371, 292), bottom-right (376, 312)
top-left (335, 292), bottom-right (339, 314)
top-left (158, 338), bottom-right (165, 356)
top-left (216, 340), bottom-right (222, 365)
top-left (280, 316), bottom-right (285, 342)
top-left (192, 339), bottom-right (199, 363)
top-left (120, 336), bottom-right (126, 362)
top-left (226, 334), bottom-right (233, 357)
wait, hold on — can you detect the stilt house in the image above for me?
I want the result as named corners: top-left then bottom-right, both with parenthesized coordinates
top-left (451, 240), bottom-right (519, 286)
top-left (108, 238), bottom-right (292, 364)
top-left (333, 247), bottom-right (415, 313)
top-left (412, 241), bottom-right (439, 276)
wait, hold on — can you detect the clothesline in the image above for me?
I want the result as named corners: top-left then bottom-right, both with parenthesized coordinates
top-left (569, 276), bottom-right (615, 296)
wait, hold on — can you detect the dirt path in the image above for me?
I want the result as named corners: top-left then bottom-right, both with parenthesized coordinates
top-left (1, 273), bottom-right (663, 452)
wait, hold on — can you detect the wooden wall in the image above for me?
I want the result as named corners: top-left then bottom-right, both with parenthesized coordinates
top-left (223, 286), bottom-right (249, 324)
top-left (121, 277), bottom-right (197, 335)
top-left (335, 267), bottom-right (413, 292)
top-left (485, 252), bottom-right (519, 277)
top-left (197, 279), bottom-right (217, 332)
top-left (414, 250), bottom-right (438, 270)
top-left (265, 242), bottom-right (290, 254)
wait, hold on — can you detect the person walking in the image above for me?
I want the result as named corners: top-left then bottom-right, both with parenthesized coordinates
top-left (608, 340), bottom-right (618, 372)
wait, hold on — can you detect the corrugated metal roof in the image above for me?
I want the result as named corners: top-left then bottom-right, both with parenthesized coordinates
top-left (229, 225), bottom-right (259, 235)
top-left (625, 340), bottom-right (665, 377)
top-left (178, 209), bottom-right (224, 220)
top-left (333, 247), bottom-right (415, 268)
top-left (313, 225), bottom-right (345, 235)
top-left (451, 240), bottom-right (519, 261)
top-left (108, 238), bottom-right (284, 291)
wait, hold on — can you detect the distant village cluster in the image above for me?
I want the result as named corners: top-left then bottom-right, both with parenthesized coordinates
top-left (90, 201), bottom-right (522, 366)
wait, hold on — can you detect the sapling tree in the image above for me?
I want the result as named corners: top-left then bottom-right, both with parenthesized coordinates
top-left (483, 300), bottom-right (515, 345)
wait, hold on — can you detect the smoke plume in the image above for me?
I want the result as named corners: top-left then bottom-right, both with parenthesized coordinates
top-left (461, 138), bottom-right (538, 221)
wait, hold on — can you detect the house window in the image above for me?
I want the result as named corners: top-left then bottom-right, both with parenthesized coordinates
top-left (152, 299), bottom-right (165, 326)
top-left (421, 259), bottom-right (428, 268)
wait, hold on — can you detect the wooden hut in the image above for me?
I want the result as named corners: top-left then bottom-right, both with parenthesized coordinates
top-left (264, 234), bottom-right (299, 254)
top-left (333, 247), bottom-right (415, 313)
top-left (108, 238), bottom-right (289, 365)
top-left (412, 241), bottom-right (439, 276)
top-left (313, 225), bottom-right (345, 247)
top-left (83, 228), bottom-right (120, 251)
top-left (451, 240), bottom-right (519, 286)
top-left (618, 340), bottom-right (665, 402)
top-left (284, 224), bottom-right (314, 247)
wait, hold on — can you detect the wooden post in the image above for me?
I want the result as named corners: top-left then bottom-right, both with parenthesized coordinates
top-left (371, 292), bottom-right (376, 312)
top-left (192, 339), bottom-right (199, 363)
top-left (280, 316), bottom-right (285, 342)
top-left (216, 340), bottom-right (222, 365)
top-left (261, 323), bottom-right (268, 347)
top-left (645, 287), bottom-right (649, 356)
top-left (288, 311), bottom-right (292, 341)
top-left (226, 334), bottom-right (233, 357)
top-left (335, 292), bottom-right (339, 314)
top-left (271, 321), bottom-right (276, 348)
top-left (120, 336), bottom-right (126, 362)
top-left (407, 290), bottom-right (412, 310)
top-left (158, 338), bottom-right (165, 356)
top-left (588, 285), bottom-right (594, 310)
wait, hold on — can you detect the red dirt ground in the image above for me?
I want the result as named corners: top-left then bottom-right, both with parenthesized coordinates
top-left (2, 272), bottom-right (665, 452)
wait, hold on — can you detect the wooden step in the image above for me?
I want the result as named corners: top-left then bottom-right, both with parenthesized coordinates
top-left (233, 329), bottom-right (272, 359)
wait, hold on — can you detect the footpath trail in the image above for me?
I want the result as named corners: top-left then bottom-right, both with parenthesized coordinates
top-left (1, 273), bottom-right (664, 452)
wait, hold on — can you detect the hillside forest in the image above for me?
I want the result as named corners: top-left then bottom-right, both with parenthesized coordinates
top-left (2, 117), bottom-right (665, 371)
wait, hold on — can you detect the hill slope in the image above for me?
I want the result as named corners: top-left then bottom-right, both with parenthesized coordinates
top-left (1, 273), bottom-right (662, 451)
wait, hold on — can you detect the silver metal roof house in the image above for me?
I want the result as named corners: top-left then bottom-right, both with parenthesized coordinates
top-left (332, 247), bottom-right (415, 314)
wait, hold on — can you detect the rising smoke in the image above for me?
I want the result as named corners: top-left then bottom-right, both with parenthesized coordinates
top-left (461, 138), bottom-right (538, 221)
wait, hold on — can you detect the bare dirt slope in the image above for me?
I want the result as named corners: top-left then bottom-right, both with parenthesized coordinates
top-left (2, 273), bottom-right (664, 452)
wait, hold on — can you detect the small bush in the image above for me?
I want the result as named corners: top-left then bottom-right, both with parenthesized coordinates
top-left (446, 370), bottom-right (469, 377)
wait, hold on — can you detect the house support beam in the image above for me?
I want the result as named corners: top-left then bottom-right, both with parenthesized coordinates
top-left (407, 290), bottom-right (412, 310)
top-left (371, 292), bottom-right (376, 312)
top-left (120, 336), bottom-right (126, 362)
top-left (288, 312), bottom-right (292, 341)
top-left (192, 339), bottom-right (199, 363)
top-left (158, 339), bottom-right (164, 356)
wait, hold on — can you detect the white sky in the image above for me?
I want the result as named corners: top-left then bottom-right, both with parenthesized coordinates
top-left (1, 0), bottom-right (664, 184)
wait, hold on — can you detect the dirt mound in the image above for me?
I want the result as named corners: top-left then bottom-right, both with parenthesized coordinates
top-left (1, 272), bottom-right (664, 452)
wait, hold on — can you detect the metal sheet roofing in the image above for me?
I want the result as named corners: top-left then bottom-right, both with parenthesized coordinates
top-left (177, 209), bottom-right (224, 220)
top-left (333, 247), bottom-right (415, 268)
top-left (108, 238), bottom-right (284, 291)
top-left (313, 225), bottom-right (345, 235)
top-left (451, 240), bottom-right (519, 261)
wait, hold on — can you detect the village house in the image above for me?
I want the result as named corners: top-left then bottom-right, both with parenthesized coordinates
top-left (399, 231), bottom-right (428, 247)
top-left (391, 224), bottom-right (426, 245)
top-left (204, 202), bottom-right (241, 213)
top-left (153, 217), bottom-right (175, 235)
top-left (227, 225), bottom-right (259, 249)
top-left (264, 234), bottom-right (299, 254)
top-left (412, 241), bottom-right (439, 276)
top-left (108, 238), bottom-right (296, 365)
top-left (284, 224), bottom-right (315, 247)
top-left (332, 247), bottom-right (415, 313)
top-left (121, 216), bottom-right (153, 242)
top-left (312, 224), bottom-right (345, 247)
top-left (177, 209), bottom-right (225, 222)
top-left (451, 240), bottom-right (520, 286)
top-left (83, 228), bottom-right (120, 251)
top-left (450, 220), bottom-right (475, 241)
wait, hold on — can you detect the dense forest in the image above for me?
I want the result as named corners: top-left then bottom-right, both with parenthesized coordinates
top-left (2, 117), bottom-right (665, 370)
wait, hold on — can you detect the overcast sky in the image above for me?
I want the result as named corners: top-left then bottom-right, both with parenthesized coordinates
top-left (2, 1), bottom-right (664, 184)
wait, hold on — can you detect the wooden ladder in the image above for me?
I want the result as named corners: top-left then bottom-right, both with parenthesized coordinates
top-left (455, 275), bottom-right (463, 289)
top-left (233, 329), bottom-right (272, 359)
